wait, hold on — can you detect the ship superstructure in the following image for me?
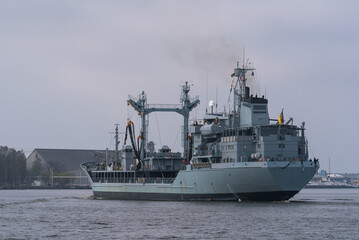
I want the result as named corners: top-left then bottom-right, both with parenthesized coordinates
top-left (81, 61), bottom-right (319, 201)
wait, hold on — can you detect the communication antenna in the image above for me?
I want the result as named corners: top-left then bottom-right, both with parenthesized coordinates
top-left (243, 47), bottom-right (245, 67)
top-left (215, 87), bottom-right (218, 113)
top-left (265, 85), bottom-right (267, 98)
top-left (206, 72), bottom-right (209, 113)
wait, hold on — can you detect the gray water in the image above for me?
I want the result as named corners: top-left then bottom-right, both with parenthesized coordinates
top-left (1, 189), bottom-right (358, 240)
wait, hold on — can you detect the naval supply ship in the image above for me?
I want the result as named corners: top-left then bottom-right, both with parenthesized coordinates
top-left (81, 61), bottom-right (319, 201)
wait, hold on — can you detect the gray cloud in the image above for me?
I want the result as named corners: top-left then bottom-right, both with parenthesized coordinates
top-left (0, 0), bottom-right (358, 172)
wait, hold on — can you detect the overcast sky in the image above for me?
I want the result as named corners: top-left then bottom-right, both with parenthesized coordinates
top-left (1, 0), bottom-right (358, 173)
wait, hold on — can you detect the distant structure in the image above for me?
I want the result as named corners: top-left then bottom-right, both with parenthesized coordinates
top-left (307, 170), bottom-right (358, 188)
top-left (26, 149), bottom-right (113, 176)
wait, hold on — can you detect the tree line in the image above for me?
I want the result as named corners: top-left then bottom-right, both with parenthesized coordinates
top-left (0, 146), bottom-right (27, 187)
top-left (0, 146), bottom-right (77, 187)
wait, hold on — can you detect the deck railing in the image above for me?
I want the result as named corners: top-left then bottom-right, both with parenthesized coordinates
top-left (93, 177), bottom-right (175, 184)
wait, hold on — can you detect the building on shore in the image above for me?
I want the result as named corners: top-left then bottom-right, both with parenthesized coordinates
top-left (26, 149), bottom-right (114, 186)
top-left (307, 170), bottom-right (358, 188)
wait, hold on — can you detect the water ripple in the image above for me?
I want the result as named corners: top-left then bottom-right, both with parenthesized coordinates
top-left (0, 189), bottom-right (358, 240)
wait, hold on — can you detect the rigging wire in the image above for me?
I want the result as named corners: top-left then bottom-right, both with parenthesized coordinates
top-left (305, 132), bottom-right (316, 158)
top-left (172, 125), bottom-right (181, 151)
top-left (154, 112), bottom-right (162, 147)
top-left (148, 128), bottom-right (155, 144)
top-left (107, 132), bottom-right (114, 150)
top-left (308, 141), bottom-right (316, 158)
top-left (127, 104), bottom-right (130, 119)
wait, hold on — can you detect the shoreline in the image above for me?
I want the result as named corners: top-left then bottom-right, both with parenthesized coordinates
top-left (0, 186), bottom-right (91, 190)
top-left (305, 185), bottom-right (358, 189)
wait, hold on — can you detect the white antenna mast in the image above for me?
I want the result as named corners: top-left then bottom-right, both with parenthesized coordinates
top-left (215, 86), bottom-right (218, 113)
top-left (243, 47), bottom-right (245, 67)
top-left (206, 72), bottom-right (208, 113)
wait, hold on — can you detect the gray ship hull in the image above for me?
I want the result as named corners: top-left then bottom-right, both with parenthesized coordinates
top-left (87, 161), bottom-right (318, 201)
top-left (93, 190), bottom-right (298, 201)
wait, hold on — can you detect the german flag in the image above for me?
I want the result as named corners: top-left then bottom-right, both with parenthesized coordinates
top-left (278, 109), bottom-right (284, 125)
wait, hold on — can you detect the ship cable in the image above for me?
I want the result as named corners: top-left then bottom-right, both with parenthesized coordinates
top-left (129, 123), bottom-right (139, 158)
top-left (125, 121), bottom-right (141, 162)
top-left (281, 160), bottom-right (295, 169)
top-left (226, 183), bottom-right (240, 200)
top-left (137, 134), bottom-right (144, 171)
top-left (128, 123), bottom-right (144, 171)
top-left (188, 135), bottom-right (193, 162)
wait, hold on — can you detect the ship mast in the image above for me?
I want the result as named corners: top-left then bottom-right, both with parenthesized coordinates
top-left (115, 124), bottom-right (120, 167)
top-left (232, 59), bottom-right (254, 127)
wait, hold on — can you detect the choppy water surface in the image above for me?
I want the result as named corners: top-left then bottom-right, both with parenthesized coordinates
top-left (1, 189), bottom-right (358, 240)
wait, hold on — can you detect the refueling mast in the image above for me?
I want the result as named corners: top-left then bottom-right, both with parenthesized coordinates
top-left (127, 82), bottom-right (200, 168)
